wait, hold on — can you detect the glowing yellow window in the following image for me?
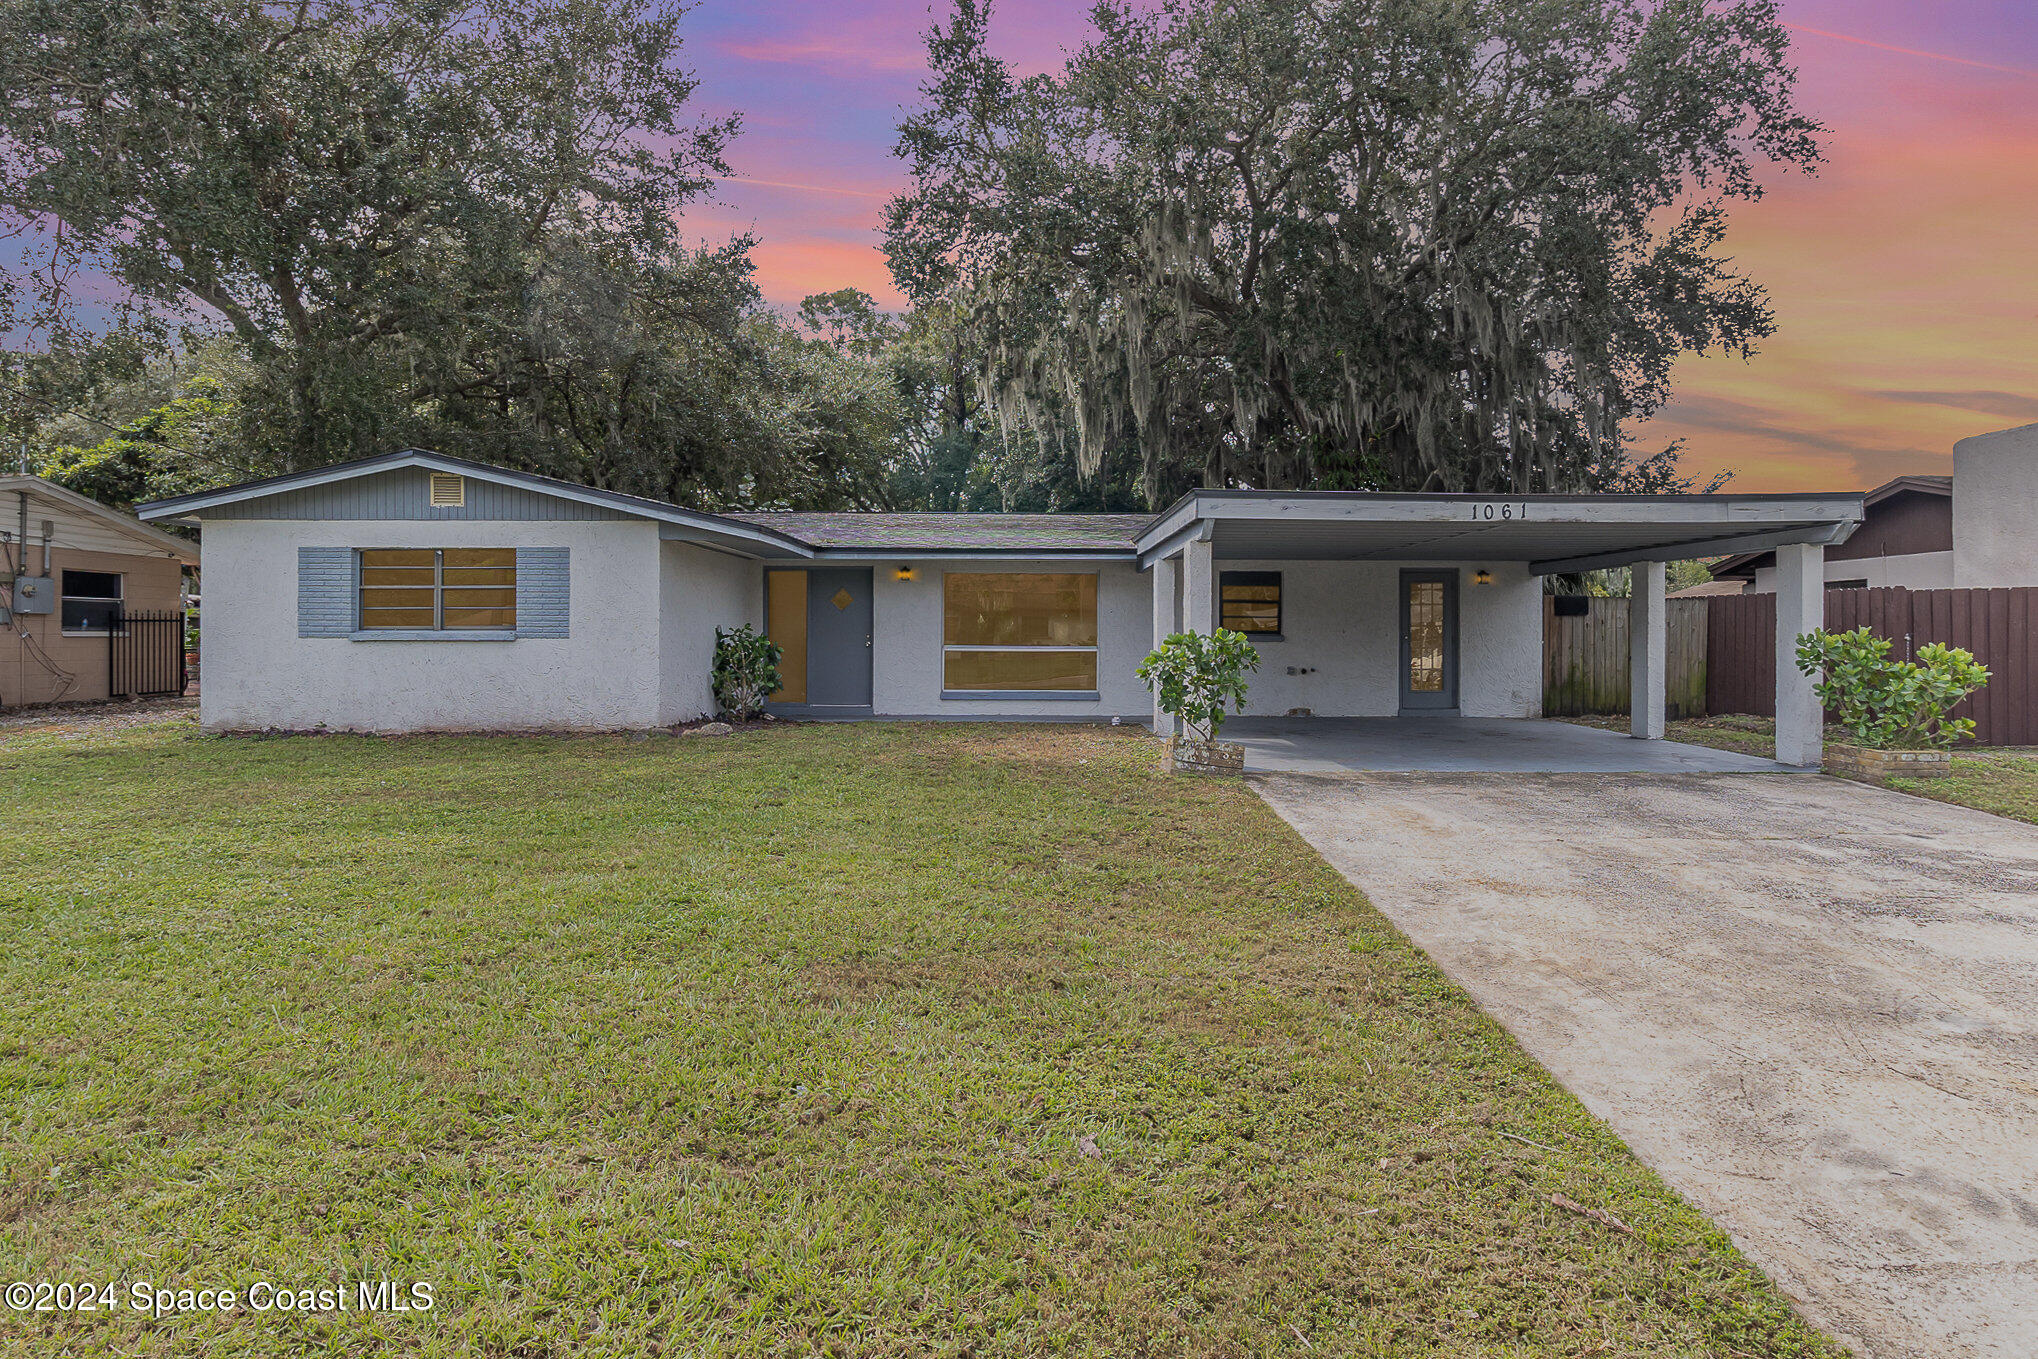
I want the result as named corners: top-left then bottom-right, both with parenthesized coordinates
top-left (942, 573), bottom-right (1098, 693)
top-left (359, 548), bottom-right (515, 630)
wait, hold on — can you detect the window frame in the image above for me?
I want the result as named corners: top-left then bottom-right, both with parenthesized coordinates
top-left (59, 568), bottom-right (125, 636)
top-left (939, 571), bottom-right (1100, 700)
top-left (1219, 570), bottom-right (1283, 639)
top-left (355, 547), bottom-right (517, 634)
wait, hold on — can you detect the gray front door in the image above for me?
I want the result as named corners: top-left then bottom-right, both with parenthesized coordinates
top-left (1398, 570), bottom-right (1459, 711)
top-left (805, 568), bottom-right (873, 709)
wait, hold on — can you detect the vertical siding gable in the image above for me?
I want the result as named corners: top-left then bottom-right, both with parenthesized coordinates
top-left (208, 467), bottom-right (632, 521)
top-left (516, 548), bottom-right (569, 638)
top-left (297, 547), bottom-right (355, 637)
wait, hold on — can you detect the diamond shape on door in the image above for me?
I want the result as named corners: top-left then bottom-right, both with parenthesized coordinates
top-left (831, 588), bottom-right (854, 611)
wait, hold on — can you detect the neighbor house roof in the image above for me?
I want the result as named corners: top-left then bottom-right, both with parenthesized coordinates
top-left (1, 474), bottom-right (199, 564)
top-left (723, 511), bottom-right (1150, 554)
top-left (1710, 473), bottom-right (1952, 581)
top-left (1667, 579), bottom-right (1748, 598)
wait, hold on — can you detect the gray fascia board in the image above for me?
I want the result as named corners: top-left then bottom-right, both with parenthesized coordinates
top-left (1132, 489), bottom-right (1867, 555)
top-left (1189, 493), bottom-right (1865, 527)
top-left (1135, 517), bottom-right (1217, 569)
top-left (656, 522), bottom-right (810, 559)
top-left (808, 550), bottom-right (1136, 563)
top-left (1133, 493), bottom-right (1209, 556)
top-left (1528, 520), bottom-right (1858, 576)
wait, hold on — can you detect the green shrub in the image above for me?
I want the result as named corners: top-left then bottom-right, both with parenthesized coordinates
top-left (1793, 627), bottom-right (1989, 749)
top-left (712, 625), bottom-right (782, 720)
top-left (1137, 628), bottom-right (1261, 742)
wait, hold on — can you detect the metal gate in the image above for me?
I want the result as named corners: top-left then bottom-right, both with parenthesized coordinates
top-left (109, 609), bottom-right (188, 699)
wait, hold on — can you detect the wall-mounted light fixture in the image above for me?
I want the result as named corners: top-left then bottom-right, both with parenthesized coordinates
top-left (1472, 569), bottom-right (1494, 586)
top-left (894, 565), bottom-right (916, 582)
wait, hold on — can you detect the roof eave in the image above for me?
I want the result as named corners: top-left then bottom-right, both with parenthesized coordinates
top-left (1, 474), bottom-right (199, 562)
top-left (137, 450), bottom-right (814, 558)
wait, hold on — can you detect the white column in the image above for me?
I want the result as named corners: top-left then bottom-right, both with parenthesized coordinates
top-left (1183, 535), bottom-right (1215, 635)
top-left (1629, 560), bottom-right (1667, 740)
top-left (1774, 542), bottom-right (1825, 766)
top-left (1150, 554), bottom-right (1179, 736)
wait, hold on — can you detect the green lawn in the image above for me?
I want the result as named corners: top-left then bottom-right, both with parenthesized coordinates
top-left (1, 715), bottom-right (1844, 1357)
top-left (1563, 713), bottom-right (2038, 824)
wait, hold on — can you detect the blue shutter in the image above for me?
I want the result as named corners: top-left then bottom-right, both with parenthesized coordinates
top-left (516, 548), bottom-right (569, 638)
top-left (298, 547), bottom-right (354, 637)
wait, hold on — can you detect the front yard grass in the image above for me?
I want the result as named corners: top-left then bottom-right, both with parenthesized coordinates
top-left (1, 716), bottom-right (1844, 1357)
top-left (1563, 713), bottom-right (2038, 824)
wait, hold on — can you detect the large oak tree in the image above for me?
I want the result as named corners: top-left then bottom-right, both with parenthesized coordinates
top-left (1, 0), bottom-right (894, 508)
top-left (886, 0), bottom-right (1824, 502)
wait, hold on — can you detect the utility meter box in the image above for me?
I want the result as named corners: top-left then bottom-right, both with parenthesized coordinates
top-left (11, 575), bottom-right (55, 614)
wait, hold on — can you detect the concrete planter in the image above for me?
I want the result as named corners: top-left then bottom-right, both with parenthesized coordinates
top-left (1825, 743), bottom-right (1953, 781)
top-left (1166, 734), bottom-right (1245, 776)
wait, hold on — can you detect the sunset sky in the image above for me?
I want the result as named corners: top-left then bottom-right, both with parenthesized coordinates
top-left (679, 0), bottom-right (2038, 492)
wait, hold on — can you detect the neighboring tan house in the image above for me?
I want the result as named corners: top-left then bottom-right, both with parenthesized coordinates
top-left (1, 475), bottom-right (198, 709)
top-left (1712, 420), bottom-right (2038, 592)
top-left (139, 449), bottom-right (1864, 764)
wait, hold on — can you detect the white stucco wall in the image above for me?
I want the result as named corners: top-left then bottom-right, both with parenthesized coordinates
top-left (867, 560), bottom-right (1151, 718)
top-left (1214, 560), bottom-right (1543, 718)
top-left (1953, 422), bottom-right (2038, 588)
top-left (1748, 550), bottom-right (1954, 593)
top-left (658, 540), bottom-right (760, 724)
top-left (199, 518), bottom-right (665, 732)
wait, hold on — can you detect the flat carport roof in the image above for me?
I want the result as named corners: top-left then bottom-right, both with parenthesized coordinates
top-left (1136, 490), bottom-right (1865, 574)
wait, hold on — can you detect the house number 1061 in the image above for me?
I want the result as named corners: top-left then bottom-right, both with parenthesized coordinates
top-left (1467, 502), bottom-right (1528, 520)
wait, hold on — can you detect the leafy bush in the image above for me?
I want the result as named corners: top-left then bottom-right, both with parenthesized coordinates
top-left (1137, 628), bottom-right (1261, 742)
top-left (712, 625), bottom-right (783, 720)
top-left (1794, 627), bottom-right (1989, 749)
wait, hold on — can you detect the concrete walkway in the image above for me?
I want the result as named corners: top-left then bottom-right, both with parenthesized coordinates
top-left (1226, 715), bottom-right (1802, 774)
top-left (1254, 771), bottom-right (2038, 1359)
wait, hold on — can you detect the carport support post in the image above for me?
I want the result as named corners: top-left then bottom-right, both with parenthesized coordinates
top-left (1150, 554), bottom-right (1179, 736)
top-left (1183, 536), bottom-right (1215, 635)
top-left (1774, 542), bottom-right (1826, 766)
top-left (1629, 560), bottom-right (1667, 740)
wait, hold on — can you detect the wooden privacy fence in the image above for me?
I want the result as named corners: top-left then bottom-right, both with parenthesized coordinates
top-left (1542, 597), bottom-right (1707, 719)
top-left (1706, 586), bottom-right (2038, 746)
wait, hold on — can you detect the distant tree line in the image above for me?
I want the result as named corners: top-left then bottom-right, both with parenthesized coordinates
top-left (2, 0), bottom-right (1821, 515)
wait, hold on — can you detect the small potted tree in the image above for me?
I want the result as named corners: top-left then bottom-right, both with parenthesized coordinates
top-left (1137, 628), bottom-right (1261, 775)
top-left (1794, 627), bottom-right (1989, 780)
top-left (711, 624), bottom-right (783, 723)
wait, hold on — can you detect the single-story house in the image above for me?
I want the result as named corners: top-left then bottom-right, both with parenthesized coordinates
top-left (1712, 420), bottom-right (2038, 592)
top-left (2, 474), bottom-right (198, 709)
top-left (137, 450), bottom-right (1864, 764)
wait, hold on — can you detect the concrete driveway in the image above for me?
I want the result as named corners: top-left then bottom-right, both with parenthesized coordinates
top-left (1226, 714), bottom-right (1803, 774)
top-left (1254, 771), bottom-right (2038, 1359)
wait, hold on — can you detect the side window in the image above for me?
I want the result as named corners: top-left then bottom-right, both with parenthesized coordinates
top-left (1219, 571), bottom-right (1281, 636)
top-left (358, 549), bottom-right (517, 630)
top-left (61, 569), bottom-right (124, 633)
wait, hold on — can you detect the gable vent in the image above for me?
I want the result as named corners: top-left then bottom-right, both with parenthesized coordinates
top-left (428, 473), bottom-right (465, 507)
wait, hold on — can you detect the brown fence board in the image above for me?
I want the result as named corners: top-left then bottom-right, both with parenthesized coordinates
top-left (1703, 585), bottom-right (2034, 746)
top-left (1542, 597), bottom-right (1706, 718)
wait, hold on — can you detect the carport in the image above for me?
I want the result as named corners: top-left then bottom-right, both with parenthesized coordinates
top-left (1137, 490), bottom-right (1865, 765)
